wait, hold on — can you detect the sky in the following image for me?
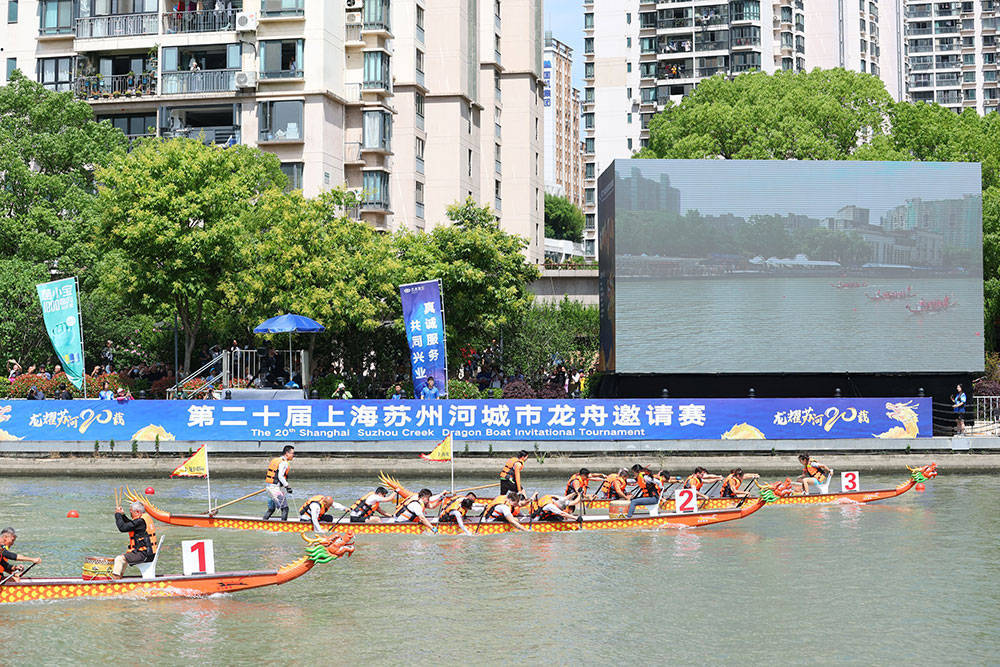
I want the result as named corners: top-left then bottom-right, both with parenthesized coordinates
top-left (545, 1), bottom-right (585, 89)
top-left (617, 159), bottom-right (982, 222)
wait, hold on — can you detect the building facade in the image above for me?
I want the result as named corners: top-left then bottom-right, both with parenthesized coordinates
top-left (543, 31), bottom-right (584, 209)
top-left (2, 0), bottom-right (544, 261)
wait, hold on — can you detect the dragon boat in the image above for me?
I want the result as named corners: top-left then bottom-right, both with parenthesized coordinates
top-left (568, 464), bottom-right (937, 512)
top-left (0, 532), bottom-right (354, 605)
top-left (125, 488), bottom-right (768, 536)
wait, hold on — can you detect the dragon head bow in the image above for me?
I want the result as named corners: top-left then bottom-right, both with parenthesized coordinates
top-left (302, 531), bottom-right (356, 563)
top-left (754, 478), bottom-right (795, 503)
top-left (907, 463), bottom-right (937, 483)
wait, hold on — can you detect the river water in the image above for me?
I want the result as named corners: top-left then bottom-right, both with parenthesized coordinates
top-left (0, 473), bottom-right (996, 664)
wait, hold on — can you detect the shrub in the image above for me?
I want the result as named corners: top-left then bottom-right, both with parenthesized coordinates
top-left (312, 374), bottom-right (348, 399)
top-left (149, 374), bottom-right (176, 399)
top-left (484, 387), bottom-right (503, 399)
top-left (536, 383), bottom-right (568, 399)
top-left (8, 372), bottom-right (126, 398)
top-left (973, 378), bottom-right (1000, 396)
top-left (0, 377), bottom-right (9, 398)
top-left (384, 379), bottom-right (414, 399)
top-left (502, 380), bottom-right (536, 399)
top-left (446, 379), bottom-right (481, 399)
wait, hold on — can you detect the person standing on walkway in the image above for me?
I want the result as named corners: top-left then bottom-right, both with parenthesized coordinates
top-left (952, 384), bottom-right (967, 435)
top-left (263, 445), bottom-right (294, 521)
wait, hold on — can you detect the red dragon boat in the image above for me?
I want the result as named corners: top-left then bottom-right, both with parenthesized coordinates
top-left (0, 532), bottom-right (354, 605)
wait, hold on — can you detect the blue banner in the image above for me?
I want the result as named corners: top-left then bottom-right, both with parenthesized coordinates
top-left (36, 278), bottom-right (86, 391)
top-left (400, 280), bottom-right (448, 398)
top-left (0, 398), bottom-right (930, 442)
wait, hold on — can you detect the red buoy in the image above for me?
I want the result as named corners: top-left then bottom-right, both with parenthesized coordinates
top-left (66, 510), bottom-right (79, 518)
top-left (145, 487), bottom-right (155, 495)
top-left (915, 483), bottom-right (926, 492)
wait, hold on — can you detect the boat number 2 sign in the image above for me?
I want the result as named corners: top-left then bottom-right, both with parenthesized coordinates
top-left (674, 488), bottom-right (698, 513)
top-left (182, 539), bottom-right (216, 576)
top-left (841, 471), bottom-right (860, 493)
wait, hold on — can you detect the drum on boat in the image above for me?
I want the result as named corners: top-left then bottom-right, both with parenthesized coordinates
top-left (82, 556), bottom-right (114, 581)
top-left (608, 500), bottom-right (630, 519)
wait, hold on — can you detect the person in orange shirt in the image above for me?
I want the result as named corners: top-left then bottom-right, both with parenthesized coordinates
top-left (719, 468), bottom-right (759, 499)
top-left (684, 467), bottom-right (723, 501)
top-left (600, 469), bottom-right (631, 500)
top-left (794, 454), bottom-right (832, 495)
top-left (499, 451), bottom-right (529, 495)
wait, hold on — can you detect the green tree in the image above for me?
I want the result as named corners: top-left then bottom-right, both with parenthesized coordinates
top-left (0, 259), bottom-right (49, 365)
top-left (544, 193), bottom-right (585, 243)
top-left (504, 299), bottom-right (599, 386)
top-left (93, 138), bottom-right (287, 373)
top-left (446, 196), bottom-right (499, 230)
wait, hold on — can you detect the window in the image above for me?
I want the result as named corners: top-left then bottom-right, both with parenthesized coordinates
top-left (362, 171), bottom-right (390, 209)
top-left (585, 37), bottom-right (594, 53)
top-left (627, 138), bottom-right (633, 150)
top-left (584, 12), bottom-right (593, 28)
top-left (416, 181), bottom-right (425, 219)
top-left (261, 39), bottom-right (303, 78)
top-left (98, 113), bottom-right (157, 139)
top-left (495, 143), bottom-right (501, 174)
top-left (416, 48), bottom-right (425, 83)
top-left (640, 87), bottom-right (656, 102)
top-left (585, 188), bottom-right (595, 204)
top-left (625, 37), bottom-right (631, 49)
top-left (280, 163), bottom-right (303, 191)
top-left (584, 87), bottom-right (594, 102)
top-left (964, 53), bottom-right (975, 64)
top-left (730, 0), bottom-right (760, 21)
top-left (416, 137), bottom-right (425, 174)
top-left (39, 0), bottom-right (72, 34)
top-left (585, 163), bottom-right (595, 178)
top-left (964, 71), bottom-right (976, 82)
top-left (585, 214), bottom-right (595, 229)
top-left (6, 58), bottom-right (17, 79)
top-left (583, 112), bottom-right (594, 129)
top-left (986, 70), bottom-right (998, 82)
top-left (731, 26), bottom-right (760, 46)
top-left (626, 11), bottom-right (631, 23)
top-left (640, 37), bottom-right (656, 53)
top-left (258, 100), bottom-right (303, 142)
top-left (585, 62), bottom-right (594, 78)
top-left (362, 0), bottom-right (390, 31)
top-left (495, 179), bottom-right (502, 210)
top-left (362, 110), bottom-right (391, 151)
top-left (37, 56), bottom-right (72, 92)
top-left (627, 87), bottom-right (632, 98)
top-left (262, 0), bottom-right (304, 17)
top-left (627, 112), bottom-right (632, 123)
top-left (468, 149), bottom-right (473, 177)
top-left (363, 51), bottom-right (391, 89)
top-left (416, 92), bottom-right (425, 124)
top-left (416, 5), bottom-right (424, 42)
top-left (7, 0), bottom-right (16, 23)
top-left (585, 137), bottom-right (594, 153)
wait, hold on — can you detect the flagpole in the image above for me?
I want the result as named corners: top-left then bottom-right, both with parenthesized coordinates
top-left (205, 444), bottom-right (212, 513)
top-left (451, 438), bottom-right (455, 494)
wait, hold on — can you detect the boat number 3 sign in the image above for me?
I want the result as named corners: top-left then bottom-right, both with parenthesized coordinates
top-left (674, 488), bottom-right (698, 513)
top-left (182, 539), bottom-right (216, 576)
top-left (841, 471), bottom-right (860, 493)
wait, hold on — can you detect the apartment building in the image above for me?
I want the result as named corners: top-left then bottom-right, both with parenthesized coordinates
top-left (2, 0), bottom-right (544, 261)
top-left (903, 0), bottom-right (1000, 114)
top-left (543, 31), bottom-right (584, 209)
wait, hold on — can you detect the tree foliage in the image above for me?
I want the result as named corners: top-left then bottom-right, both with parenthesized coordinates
top-left (504, 298), bottom-right (599, 386)
top-left (544, 194), bottom-right (585, 243)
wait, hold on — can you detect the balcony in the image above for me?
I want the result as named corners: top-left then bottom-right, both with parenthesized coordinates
top-left (416, 155), bottom-right (424, 174)
top-left (361, 196), bottom-right (391, 212)
top-left (74, 73), bottom-right (156, 100)
top-left (732, 37), bottom-right (761, 47)
top-left (344, 142), bottom-right (364, 164)
top-left (363, 77), bottom-right (391, 92)
top-left (694, 14), bottom-right (729, 27)
top-left (261, 67), bottom-right (304, 80)
top-left (161, 69), bottom-right (237, 95)
top-left (345, 23), bottom-right (362, 43)
top-left (416, 112), bottom-right (425, 131)
top-left (906, 7), bottom-right (932, 17)
top-left (163, 9), bottom-right (236, 34)
top-left (163, 125), bottom-right (240, 145)
top-left (262, 0), bottom-right (304, 17)
top-left (697, 66), bottom-right (727, 76)
top-left (416, 69), bottom-right (425, 87)
top-left (696, 40), bottom-right (729, 51)
top-left (76, 12), bottom-right (158, 39)
top-left (908, 43), bottom-right (935, 52)
top-left (659, 41), bottom-right (693, 54)
top-left (658, 18), bottom-right (693, 29)
top-left (906, 26), bottom-right (933, 35)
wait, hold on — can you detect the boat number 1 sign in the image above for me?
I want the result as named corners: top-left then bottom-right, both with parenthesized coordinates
top-left (182, 539), bottom-right (216, 576)
top-left (841, 471), bottom-right (860, 493)
top-left (674, 488), bottom-right (698, 513)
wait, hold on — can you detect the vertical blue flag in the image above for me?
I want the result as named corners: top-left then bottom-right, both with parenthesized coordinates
top-left (36, 277), bottom-right (86, 391)
top-left (399, 279), bottom-right (448, 398)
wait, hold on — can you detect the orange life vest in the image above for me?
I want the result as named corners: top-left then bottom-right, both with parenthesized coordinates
top-left (264, 457), bottom-right (290, 484)
top-left (804, 460), bottom-right (826, 482)
top-left (720, 475), bottom-right (741, 498)
top-left (299, 495), bottom-right (332, 517)
top-left (685, 474), bottom-right (703, 491)
top-left (634, 472), bottom-right (657, 498)
top-left (350, 492), bottom-right (381, 520)
top-left (394, 497), bottom-right (424, 522)
top-left (499, 457), bottom-right (523, 482)
top-left (604, 474), bottom-right (628, 499)
top-left (438, 497), bottom-right (469, 523)
top-left (0, 546), bottom-right (12, 573)
top-left (565, 474), bottom-right (589, 495)
top-left (482, 495), bottom-right (512, 521)
top-left (127, 513), bottom-right (157, 559)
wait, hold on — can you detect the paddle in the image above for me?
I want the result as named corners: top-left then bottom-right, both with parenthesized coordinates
top-left (451, 482), bottom-right (500, 495)
top-left (1, 561), bottom-right (37, 585)
top-left (701, 480), bottom-right (721, 498)
top-left (203, 488), bottom-right (266, 516)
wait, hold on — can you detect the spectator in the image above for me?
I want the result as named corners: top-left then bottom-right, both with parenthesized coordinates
top-left (99, 381), bottom-right (114, 401)
top-left (39, 366), bottom-right (51, 380)
top-left (332, 382), bottom-right (353, 399)
top-left (116, 387), bottom-right (134, 402)
top-left (7, 360), bottom-right (21, 379)
top-left (92, 365), bottom-right (104, 377)
top-left (26, 386), bottom-right (43, 400)
top-left (56, 383), bottom-right (73, 400)
top-left (419, 377), bottom-right (440, 400)
top-left (570, 369), bottom-right (582, 398)
top-left (390, 384), bottom-right (404, 400)
top-left (101, 340), bottom-right (114, 373)
top-left (52, 364), bottom-right (62, 376)
top-left (952, 384), bottom-right (967, 435)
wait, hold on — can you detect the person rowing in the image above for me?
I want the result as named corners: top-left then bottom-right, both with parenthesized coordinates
top-left (499, 451), bottom-right (529, 494)
top-left (393, 488), bottom-right (444, 532)
top-left (348, 486), bottom-right (395, 523)
top-left (529, 492), bottom-right (582, 522)
top-left (600, 468), bottom-right (631, 500)
top-left (719, 469), bottom-right (759, 499)
top-left (654, 470), bottom-right (681, 489)
top-left (684, 467), bottom-right (723, 501)
top-left (481, 492), bottom-right (530, 532)
top-left (795, 453), bottom-right (832, 495)
top-left (565, 468), bottom-right (600, 499)
top-left (436, 493), bottom-right (477, 536)
top-left (298, 495), bottom-right (335, 532)
top-left (0, 527), bottom-right (41, 583)
top-left (112, 500), bottom-right (157, 579)
top-left (626, 466), bottom-right (661, 517)
top-left (263, 445), bottom-right (294, 521)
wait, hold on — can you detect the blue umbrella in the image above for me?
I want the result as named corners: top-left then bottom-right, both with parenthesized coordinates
top-left (253, 314), bottom-right (325, 387)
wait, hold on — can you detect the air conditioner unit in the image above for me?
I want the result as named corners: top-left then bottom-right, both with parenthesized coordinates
top-left (346, 13), bottom-right (361, 24)
top-left (235, 71), bottom-right (257, 89)
top-left (235, 11), bottom-right (258, 32)
top-left (346, 0), bottom-right (361, 7)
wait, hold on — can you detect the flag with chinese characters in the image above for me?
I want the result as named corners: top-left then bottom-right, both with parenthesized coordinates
top-left (399, 279), bottom-right (448, 398)
top-left (171, 444), bottom-right (208, 477)
top-left (420, 433), bottom-right (452, 461)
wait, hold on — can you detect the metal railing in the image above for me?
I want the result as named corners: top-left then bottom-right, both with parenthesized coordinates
top-left (75, 73), bottom-right (157, 99)
top-left (346, 23), bottom-right (362, 42)
top-left (76, 12), bottom-right (158, 38)
top-left (161, 69), bottom-right (237, 95)
top-left (261, 68), bottom-right (304, 79)
top-left (163, 125), bottom-right (240, 145)
top-left (344, 141), bottom-right (362, 162)
top-left (163, 9), bottom-right (237, 33)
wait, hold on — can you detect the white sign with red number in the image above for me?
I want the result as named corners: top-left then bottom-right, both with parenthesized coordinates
top-left (674, 488), bottom-right (698, 513)
top-left (840, 471), bottom-right (860, 493)
top-left (181, 539), bottom-right (216, 576)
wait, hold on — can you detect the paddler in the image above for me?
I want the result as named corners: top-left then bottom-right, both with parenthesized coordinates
top-left (436, 492), bottom-right (477, 536)
top-left (528, 492), bottom-right (582, 522)
top-left (481, 491), bottom-right (530, 532)
top-left (348, 486), bottom-right (395, 523)
top-left (499, 451), bottom-right (529, 495)
top-left (565, 468), bottom-right (599, 498)
top-left (263, 445), bottom-right (294, 521)
top-left (0, 527), bottom-right (41, 583)
top-left (795, 453), bottom-right (832, 495)
top-left (112, 500), bottom-right (157, 579)
top-left (626, 466), bottom-right (661, 517)
top-left (599, 468), bottom-right (631, 500)
top-left (393, 488), bottom-right (444, 532)
top-left (719, 468), bottom-right (759, 499)
top-left (684, 467), bottom-right (723, 500)
top-left (298, 495), bottom-right (335, 532)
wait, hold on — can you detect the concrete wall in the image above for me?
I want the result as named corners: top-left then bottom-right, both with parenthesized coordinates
top-left (529, 267), bottom-right (598, 304)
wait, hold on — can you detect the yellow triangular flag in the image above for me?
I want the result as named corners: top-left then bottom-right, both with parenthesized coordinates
top-left (171, 444), bottom-right (209, 478)
top-left (420, 434), bottom-right (452, 462)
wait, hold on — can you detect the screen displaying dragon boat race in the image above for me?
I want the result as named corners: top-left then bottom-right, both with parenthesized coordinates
top-left (605, 159), bottom-right (984, 374)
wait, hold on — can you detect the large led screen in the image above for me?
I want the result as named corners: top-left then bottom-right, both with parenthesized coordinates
top-left (608, 159), bottom-right (984, 374)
